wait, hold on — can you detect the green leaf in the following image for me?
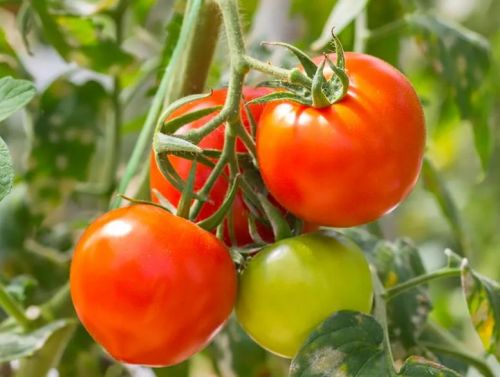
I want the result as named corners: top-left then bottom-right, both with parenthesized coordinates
top-left (373, 239), bottom-right (432, 354)
top-left (0, 319), bottom-right (76, 363)
top-left (49, 0), bottom-right (119, 16)
top-left (0, 77), bottom-right (36, 123)
top-left (0, 137), bottom-right (14, 203)
top-left (176, 160), bottom-right (198, 218)
top-left (462, 264), bottom-right (500, 359)
top-left (311, 0), bottom-right (370, 50)
top-left (154, 134), bottom-right (203, 154)
top-left (343, 229), bottom-right (432, 357)
top-left (399, 356), bottom-right (463, 376)
top-left (210, 317), bottom-right (271, 377)
top-left (408, 14), bottom-right (493, 170)
top-left (261, 41), bottom-right (317, 78)
top-left (31, 1), bottom-right (72, 59)
top-left (162, 105), bottom-right (222, 134)
top-left (197, 175), bottom-right (240, 231)
top-left (256, 193), bottom-right (292, 241)
top-left (246, 91), bottom-right (311, 106)
top-left (74, 41), bottom-right (134, 74)
top-left (422, 158), bottom-right (467, 255)
top-left (15, 320), bottom-right (77, 377)
top-left (26, 80), bottom-right (107, 210)
top-left (290, 311), bottom-right (461, 377)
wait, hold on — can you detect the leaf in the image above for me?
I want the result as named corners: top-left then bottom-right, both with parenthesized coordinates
top-left (422, 158), bottom-right (467, 255)
top-left (261, 41), bottom-right (317, 78)
top-left (154, 134), bottom-right (203, 154)
top-left (408, 14), bottom-right (493, 170)
top-left (210, 317), bottom-right (271, 377)
top-left (31, 1), bottom-right (71, 59)
top-left (256, 193), bottom-right (292, 241)
top-left (398, 356), bottom-right (462, 376)
top-left (373, 239), bottom-right (432, 354)
top-left (162, 105), bottom-right (222, 134)
top-left (14, 320), bottom-right (77, 377)
top-left (74, 41), bottom-right (134, 74)
top-left (0, 319), bottom-right (76, 363)
top-left (176, 160), bottom-right (198, 218)
top-left (246, 91), bottom-right (311, 106)
top-left (343, 229), bottom-right (432, 358)
top-left (26, 80), bottom-right (107, 210)
top-left (48, 0), bottom-right (119, 16)
top-left (197, 176), bottom-right (240, 231)
top-left (0, 137), bottom-right (14, 203)
top-left (0, 77), bottom-right (36, 123)
top-left (462, 264), bottom-right (500, 359)
top-left (290, 311), bottom-right (461, 377)
top-left (311, 0), bottom-right (370, 50)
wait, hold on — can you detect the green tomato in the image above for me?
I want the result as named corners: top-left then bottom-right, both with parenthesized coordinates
top-left (235, 230), bottom-right (373, 358)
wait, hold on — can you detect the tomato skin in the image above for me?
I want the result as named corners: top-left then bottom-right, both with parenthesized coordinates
top-left (235, 230), bottom-right (373, 358)
top-left (256, 52), bottom-right (425, 227)
top-left (70, 205), bottom-right (237, 366)
top-left (150, 87), bottom-right (272, 245)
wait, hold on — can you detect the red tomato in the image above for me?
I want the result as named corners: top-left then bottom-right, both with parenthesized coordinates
top-left (150, 87), bottom-right (272, 245)
top-left (256, 52), bottom-right (425, 227)
top-left (70, 205), bottom-right (237, 366)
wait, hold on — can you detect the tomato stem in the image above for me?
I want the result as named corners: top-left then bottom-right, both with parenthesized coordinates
top-left (421, 322), bottom-right (496, 377)
top-left (0, 282), bottom-right (32, 332)
top-left (383, 267), bottom-right (462, 301)
top-left (110, 0), bottom-right (206, 209)
top-left (371, 272), bottom-right (397, 374)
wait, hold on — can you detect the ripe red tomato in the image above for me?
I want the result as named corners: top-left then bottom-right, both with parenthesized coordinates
top-left (236, 230), bottom-right (373, 358)
top-left (70, 205), bottom-right (237, 366)
top-left (256, 52), bottom-right (425, 227)
top-left (150, 87), bottom-right (272, 245)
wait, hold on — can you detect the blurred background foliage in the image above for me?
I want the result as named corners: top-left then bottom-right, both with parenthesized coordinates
top-left (0, 0), bottom-right (498, 376)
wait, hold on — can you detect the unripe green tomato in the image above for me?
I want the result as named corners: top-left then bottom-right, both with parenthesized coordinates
top-left (235, 230), bottom-right (373, 358)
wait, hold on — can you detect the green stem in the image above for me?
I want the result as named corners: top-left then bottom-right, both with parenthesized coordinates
top-left (0, 283), bottom-right (32, 331)
top-left (110, 0), bottom-right (205, 209)
top-left (372, 272), bottom-right (397, 375)
top-left (244, 56), bottom-right (312, 87)
top-left (383, 267), bottom-right (461, 301)
top-left (421, 322), bottom-right (495, 377)
top-left (189, 137), bottom-right (231, 220)
top-left (169, 0), bottom-right (221, 100)
top-left (103, 0), bottom-right (127, 195)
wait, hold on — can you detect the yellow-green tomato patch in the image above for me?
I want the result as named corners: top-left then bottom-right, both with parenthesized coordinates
top-left (235, 230), bottom-right (373, 358)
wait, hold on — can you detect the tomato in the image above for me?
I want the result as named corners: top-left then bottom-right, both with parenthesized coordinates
top-left (150, 87), bottom-right (273, 245)
top-left (70, 205), bottom-right (237, 366)
top-left (256, 52), bottom-right (425, 227)
top-left (235, 230), bottom-right (373, 358)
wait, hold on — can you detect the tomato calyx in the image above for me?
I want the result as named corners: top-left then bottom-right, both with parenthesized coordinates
top-left (249, 33), bottom-right (349, 109)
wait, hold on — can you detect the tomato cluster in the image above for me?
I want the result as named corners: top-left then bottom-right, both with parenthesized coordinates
top-left (70, 51), bottom-right (424, 366)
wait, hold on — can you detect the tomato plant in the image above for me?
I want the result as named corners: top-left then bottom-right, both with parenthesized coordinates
top-left (70, 204), bottom-right (237, 366)
top-left (0, 0), bottom-right (498, 377)
top-left (256, 52), bottom-right (426, 227)
top-left (150, 87), bottom-right (273, 245)
top-left (235, 230), bottom-right (373, 358)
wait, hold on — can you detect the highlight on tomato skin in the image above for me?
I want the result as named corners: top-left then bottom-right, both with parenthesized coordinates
top-left (256, 52), bottom-right (426, 228)
top-left (150, 87), bottom-right (275, 246)
top-left (69, 204), bottom-right (237, 367)
top-left (235, 230), bottom-right (373, 359)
